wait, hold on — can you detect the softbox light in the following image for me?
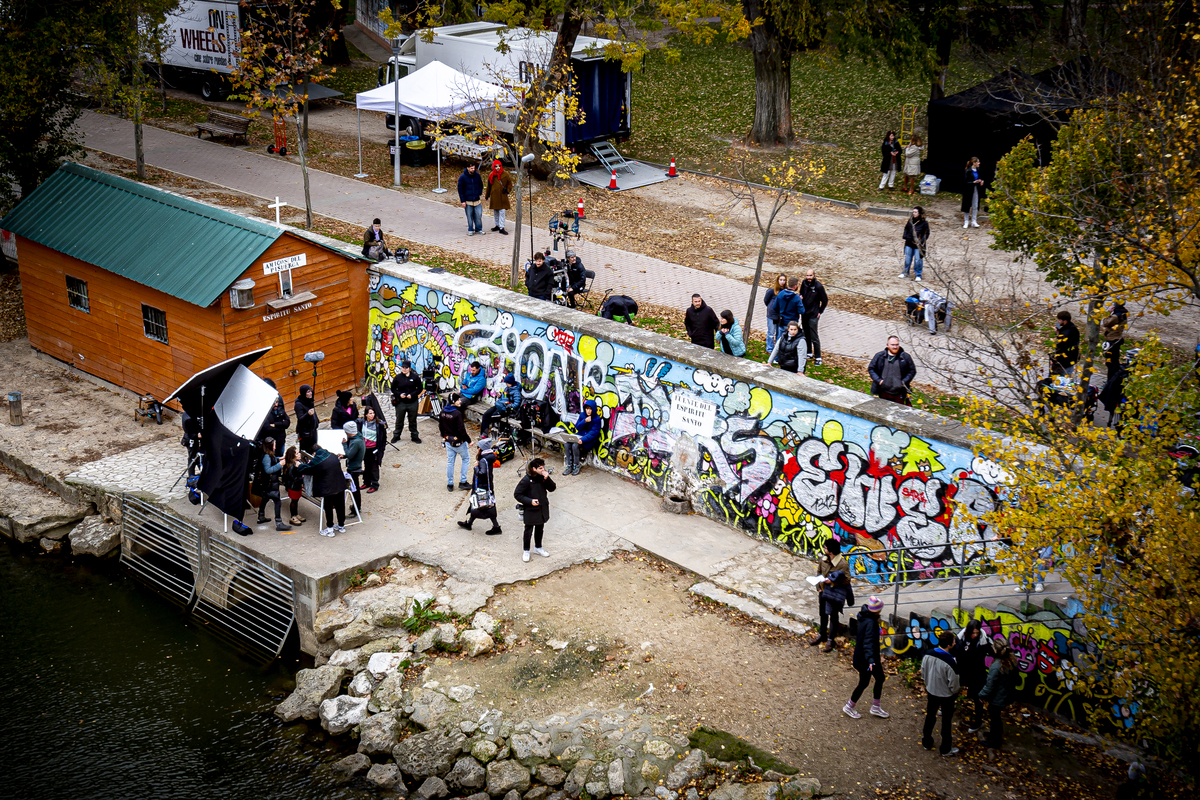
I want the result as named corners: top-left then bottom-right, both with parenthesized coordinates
top-left (214, 365), bottom-right (279, 440)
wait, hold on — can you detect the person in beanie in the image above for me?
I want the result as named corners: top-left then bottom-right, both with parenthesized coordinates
top-left (294, 384), bottom-right (318, 454)
top-left (956, 619), bottom-right (993, 733)
top-left (978, 640), bottom-right (1019, 749)
top-left (439, 393), bottom-right (472, 491)
top-left (921, 630), bottom-right (962, 756)
top-left (457, 162), bottom-right (485, 235)
top-left (868, 336), bottom-right (917, 404)
top-left (481, 373), bottom-right (522, 438)
top-left (844, 596), bottom-right (889, 719)
top-left (342, 421), bottom-right (365, 514)
top-left (1051, 310), bottom-right (1081, 377)
top-left (685, 294), bottom-right (720, 348)
top-left (809, 537), bottom-right (852, 651)
top-left (514, 457), bottom-right (556, 562)
top-left (330, 389), bottom-right (358, 430)
top-left (486, 158), bottom-right (513, 234)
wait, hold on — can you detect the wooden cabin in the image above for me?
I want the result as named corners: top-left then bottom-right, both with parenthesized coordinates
top-left (1, 162), bottom-right (370, 406)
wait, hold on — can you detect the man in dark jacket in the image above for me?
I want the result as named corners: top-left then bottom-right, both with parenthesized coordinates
top-left (868, 336), bottom-right (917, 404)
top-left (1051, 310), bottom-right (1081, 377)
top-left (844, 596), bottom-right (889, 719)
top-left (295, 445), bottom-right (347, 537)
top-left (457, 163), bottom-right (485, 236)
top-left (564, 250), bottom-right (588, 308)
top-left (390, 360), bottom-right (423, 443)
top-left (481, 373), bottom-right (522, 437)
top-left (362, 218), bottom-right (391, 260)
top-left (798, 270), bottom-right (828, 365)
top-left (768, 277), bottom-right (805, 328)
top-left (438, 393), bottom-right (472, 491)
top-left (525, 252), bottom-right (555, 301)
top-left (258, 392), bottom-right (290, 457)
top-left (514, 457), bottom-right (556, 562)
top-left (684, 294), bottom-right (720, 348)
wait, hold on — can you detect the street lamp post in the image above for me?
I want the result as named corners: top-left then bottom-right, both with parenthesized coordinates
top-left (392, 38), bottom-right (402, 188)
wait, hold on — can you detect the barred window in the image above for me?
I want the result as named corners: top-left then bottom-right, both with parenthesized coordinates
top-left (66, 276), bottom-right (89, 312)
top-left (142, 304), bottom-right (168, 344)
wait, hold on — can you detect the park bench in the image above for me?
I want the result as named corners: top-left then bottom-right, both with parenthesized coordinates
top-left (194, 110), bottom-right (251, 144)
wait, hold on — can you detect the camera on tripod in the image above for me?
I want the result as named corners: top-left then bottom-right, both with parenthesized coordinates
top-left (422, 355), bottom-right (442, 387)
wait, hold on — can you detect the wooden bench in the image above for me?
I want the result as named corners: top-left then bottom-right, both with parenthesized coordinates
top-left (194, 110), bottom-right (251, 143)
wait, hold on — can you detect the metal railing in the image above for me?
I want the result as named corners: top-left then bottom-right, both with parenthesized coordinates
top-left (121, 495), bottom-right (200, 607)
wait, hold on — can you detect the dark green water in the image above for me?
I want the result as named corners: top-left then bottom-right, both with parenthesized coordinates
top-left (0, 542), bottom-right (375, 800)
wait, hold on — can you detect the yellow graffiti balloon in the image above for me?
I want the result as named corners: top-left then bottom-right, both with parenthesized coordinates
top-left (577, 335), bottom-right (598, 361)
top-left (747, 387), bottom-right (772, 418)
top-left (822, 420), bottom-right (844, 444)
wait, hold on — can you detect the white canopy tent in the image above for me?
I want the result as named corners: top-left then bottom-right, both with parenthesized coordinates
top-left (353, 61), bottom-right (509, 190)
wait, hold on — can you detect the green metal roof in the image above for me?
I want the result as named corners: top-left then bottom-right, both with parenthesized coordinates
top-left (1, 162), bottom-right (283, 307)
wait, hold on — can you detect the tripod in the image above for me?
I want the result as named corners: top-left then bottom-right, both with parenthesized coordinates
top-left (422, 390), bottom-right (444, 419)
top-left (491, 414), bottom-right (533, 476)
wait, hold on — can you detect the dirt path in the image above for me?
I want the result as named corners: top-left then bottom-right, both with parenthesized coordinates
top-left (422, 553), bottom-right (1126, 800)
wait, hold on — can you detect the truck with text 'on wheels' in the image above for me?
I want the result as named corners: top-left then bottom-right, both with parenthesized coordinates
top-left (157, 0), bottom-right (244, 101)
top-left (377, 22), bottom-right (631, 152)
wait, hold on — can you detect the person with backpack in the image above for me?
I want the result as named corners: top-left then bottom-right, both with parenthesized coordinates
top-left (978, 640), bottom-right (1019, 749)
top-left (921, 630), bottom-right (963, 756)
top-left (439, 393), bottom-right (473, 491)
top-left (457, 441), bottom-right (502, 536)
top-left (809, 537), bottom-right (853, 652)
top-left (768, 320), bottom-right (807, 374)
top-left (767, 276), bottom-right (804, 329)
top-left (843, 596), bottom-right (889, 719)
top-left (253, 438), bottom-right (291, 532)
top-left (763, 273), bottom-right (787, 353)
top-left (956, 620), bottom-right (994, 733)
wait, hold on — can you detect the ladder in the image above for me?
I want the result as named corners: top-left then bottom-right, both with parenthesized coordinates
top-left (590, 141), bottom-right (635, 175)
top-left (899, 104), bottom-right (917, 146)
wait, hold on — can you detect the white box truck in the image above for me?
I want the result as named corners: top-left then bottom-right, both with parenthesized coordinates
top-left (378, 22), bottom-right (631, 149)
top-left (157, 0), bottom-right (243, 100)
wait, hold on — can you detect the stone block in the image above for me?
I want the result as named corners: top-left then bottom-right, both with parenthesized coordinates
top-left (460, 629), bottom-right (494, 657)
top-left (313, 602), bottom-right (357, 643)
top-left (393, 728), bottom-right (468, 780)
top-left (68, 515), bottom-right (119, 557)
top-left (358, 710), bottom-right (400, 756)
top-left (274, 665), bottom-right (346, 722)
top-left (486, 759), bottom-right (532, 796)
top-left (319, 694), bottom-right (370, 735)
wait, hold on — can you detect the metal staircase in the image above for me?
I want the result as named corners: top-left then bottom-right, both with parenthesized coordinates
top-left (590, 141), bottom-right (635, 174)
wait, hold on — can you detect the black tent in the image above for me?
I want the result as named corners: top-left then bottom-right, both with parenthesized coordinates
top-left (925, 59), bottom-right (1125, 196)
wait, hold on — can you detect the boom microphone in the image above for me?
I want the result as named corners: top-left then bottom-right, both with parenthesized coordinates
top-left (304, 351), bottom-right (325, 363)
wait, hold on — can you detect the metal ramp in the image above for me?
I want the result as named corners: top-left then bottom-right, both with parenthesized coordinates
top-left (574, 160), bottom-right (673, 192)
top-left (590, 141), bottom-right (635, 175)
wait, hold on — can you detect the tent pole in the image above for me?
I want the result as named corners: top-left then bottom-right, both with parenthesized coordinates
top-left (433, 145), bottom-right (447, 193)
top-left (354, 109), bottom-right (367, 178)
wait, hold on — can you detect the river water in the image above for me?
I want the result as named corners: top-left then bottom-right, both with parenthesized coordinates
top-left (0, 542), bottom-right (376, 800)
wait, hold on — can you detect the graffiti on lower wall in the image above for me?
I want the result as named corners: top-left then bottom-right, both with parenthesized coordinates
top-left (878, 601), bottom-right (1124, 730)
top-left (366, 273), bottom-right (1007, 565)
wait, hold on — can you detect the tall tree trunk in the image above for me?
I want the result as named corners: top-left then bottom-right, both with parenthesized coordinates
top-left (297, 115), bottom-right (313, 228)
top-left (744, 227), bottom-right (771, 337)
top-left (1060, 0), bottom-right (1088, 49)
top-left (929, 26), bottom-right (954, 102)
top-left (744, 0), bottom-right (794, 147)
top-left (131, 6), bottom-right (145, 181)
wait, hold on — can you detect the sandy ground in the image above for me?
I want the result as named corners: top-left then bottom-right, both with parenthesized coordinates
top-left (419, 553), bottom-right (1126, 800)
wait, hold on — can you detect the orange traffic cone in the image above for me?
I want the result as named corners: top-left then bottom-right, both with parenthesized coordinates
top-left (577, 198), bottom-right (585, 219)
top-left (607, 169), bottom-right (618, 191)
top-left (666, 157), bottom-right (677, 177)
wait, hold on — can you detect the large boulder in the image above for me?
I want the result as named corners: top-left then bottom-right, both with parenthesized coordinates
top-left (370, 596), bottom-right (412, 627)
top-left (327, 648), bottom-right (364, 671)
top-left (471, 739), bottom-right (499, 764)
top-left (393, 728), bottom-right (468, 780)
top-left (334, 618), bottom-right (375, 650)
top-left (535, 765), bottom-right (567, 787)
top-left (332, 753), bottom-right (371, 782)
top-left (446, 756), bottom-right (487, 790)
top-left (372, 671), bottom-right (407, 712)
top-left (779, 778), bottom-right (821, 799)
top-left (367, 763), bottom-right (406, 792)
top-left (367, 651), bottom-right (409, 679)
top-left (486, 760), bottom-right (532, 796)
top-left (358, 710), bottom-right (400, 756)
top-left (666, 750), bottom-right (707, 790)
top-left (363, 636), bottom-right (413, 657)
top-left (471, 611), bottom-right (498, 633)
top-left (414, 628), bottom-right (440, 653)
top-left (409, 689), bottom-right (453, 730)
top-left (460, 629), bottom-right (494, 657)
top-left (274, 665), bottom-right (346, 722)
top-left (607, 760), bottom-right (626, 797)
top-left (319, 694), bottom-right (370, 735)
top-left (68, 516), bottom-right (120, 557)
top-left (709, 783), bottom-right (779, 800)
top-left (510, 732), bottom-right (551, 765)
top-left (563, 759), bottom-right (596, 798)
top-left (313, 602), bottom-right (357, 643)
top-left (347, 672), bottom-right (373, 697)
top-left (417, 776), bottom-right (450, 799)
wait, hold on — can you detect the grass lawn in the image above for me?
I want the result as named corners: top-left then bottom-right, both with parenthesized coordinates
top-left (624, 37), bottom-right (995, 204)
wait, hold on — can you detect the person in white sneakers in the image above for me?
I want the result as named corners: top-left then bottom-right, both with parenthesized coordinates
top-left (961, 157), bottom-right (985, 228)
top-left (920, 630), bottom-right (962, 756)
top-left (514, 457), bottom-right (556, 562)
top-left (843, 596), bottom-right (889, 720)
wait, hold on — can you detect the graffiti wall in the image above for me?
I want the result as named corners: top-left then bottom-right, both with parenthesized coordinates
top-left (366, 270), bottom-right (1008, 568)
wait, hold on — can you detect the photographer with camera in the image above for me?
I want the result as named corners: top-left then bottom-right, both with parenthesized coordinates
top-left (460, 361), bottom-right (486, 406)
top-left (481, 373), bottom-right (522, 438)
top-left (525, 251), bottom-right (555, 301)
top-left (439, 393), bottom-right (472, 492)
top-left (390, 359), bottom-right (423, 443)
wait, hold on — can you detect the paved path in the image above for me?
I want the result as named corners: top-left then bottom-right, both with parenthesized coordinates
top-left (77, 112), bottom-right (957, 379)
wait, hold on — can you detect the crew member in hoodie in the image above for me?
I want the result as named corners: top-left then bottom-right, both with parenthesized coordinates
top-left (564, 400), bottom-right (602, 475)
top-left (294, 385), bottom-right (318, 454)
top-left (684, 294), bottom-right (720, 348)
top-left (921, 630), bottom-right (963, 756)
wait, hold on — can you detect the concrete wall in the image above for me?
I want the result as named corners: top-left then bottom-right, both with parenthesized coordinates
top-left (368, 263), bottom-right (1007, 569)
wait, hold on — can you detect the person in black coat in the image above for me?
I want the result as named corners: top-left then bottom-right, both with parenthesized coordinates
top-left (330, 389), bottom-right (358, 431)
top-left (294, 384), bottom-right (318, 454)
top-left (564, 250), bottom-right (588, 308)
top-left (525, 252), bottom-right (555, 301)
top-left (358, 403), bottom-right (388, 492)
top-left (1051, 310), bottom-right (1081, 377)
top-left (868, 336), bottom-right (918, 404)
top-left (253, 438), bottom-right (291, 531)
top-left (362, 218), bottom-right (391, 260)
top-left (798, 269), bottom-right (828, 364)
top-left (295, 445), bottom-right (347, 536)
top-left (514, 457), bottom-right (556, 562)
top-left (685, 294), bottom-right (720, 348)
top-left (956, 619), bottom-right (994, 732)
top-left (879, 131), bottom-right (901, 190)
top-left (258, 392), bottom-right (290, 457)
top-left (458, 441), bottom-right (502, 536)
top-left (390, 360), bottom-right (424, 443)
top-left (962, 157), bottom-right (986, 228)
top-left (843, 596), bottom-right (889, 719)
top-left (900, 206), bottom-right (930, 281)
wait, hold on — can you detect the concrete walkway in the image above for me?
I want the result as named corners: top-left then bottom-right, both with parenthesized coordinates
top-left (77, 112), bottom-right (957, 379)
